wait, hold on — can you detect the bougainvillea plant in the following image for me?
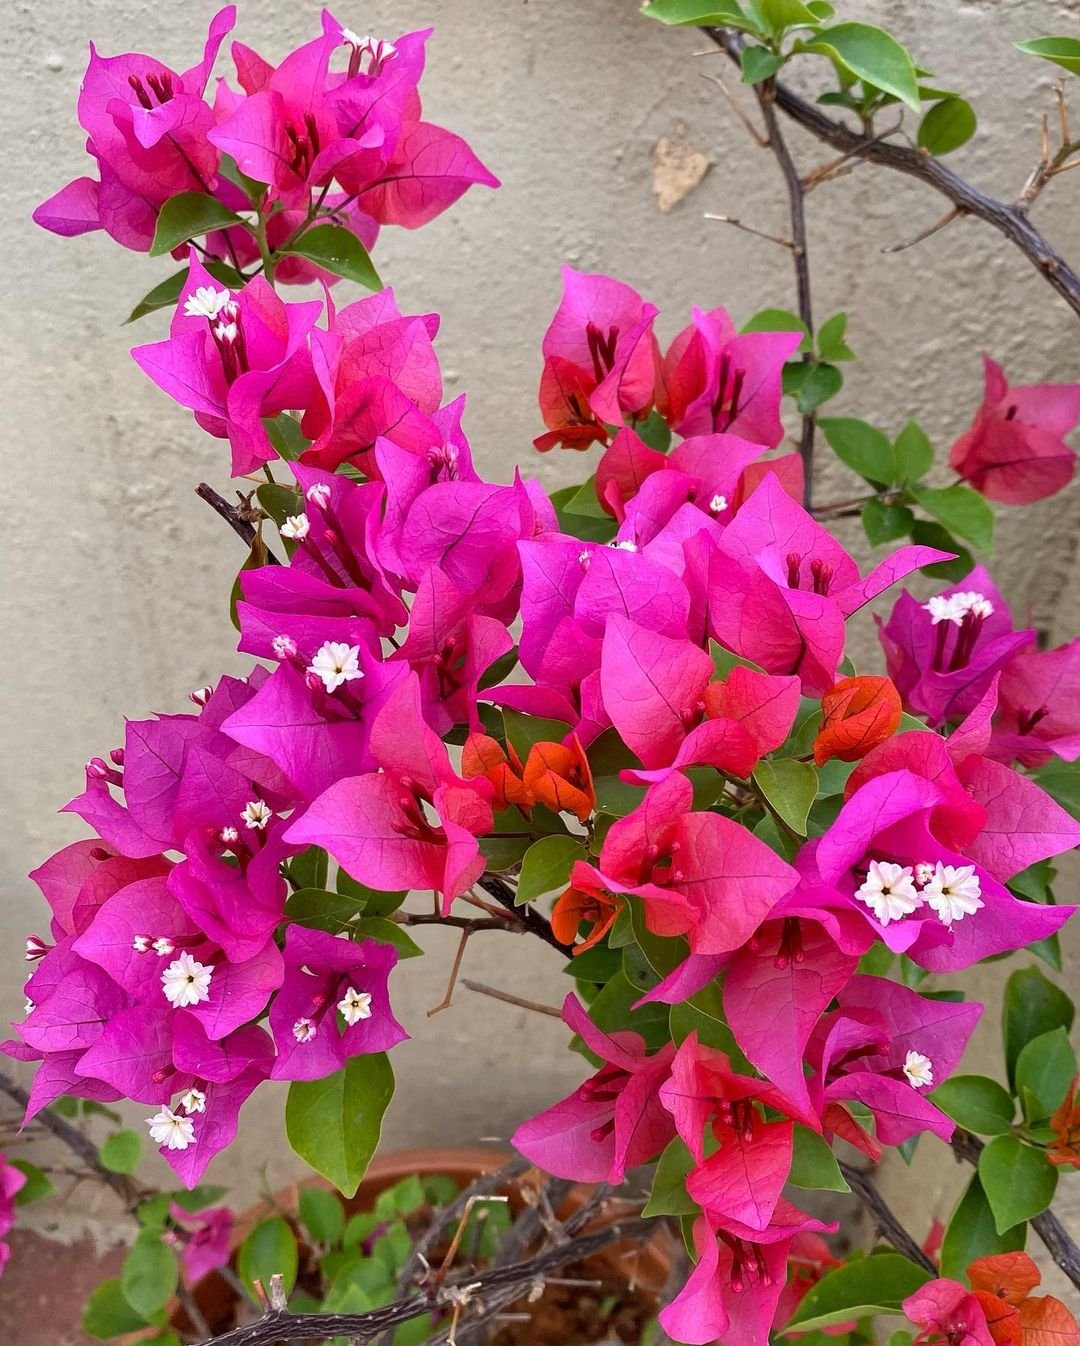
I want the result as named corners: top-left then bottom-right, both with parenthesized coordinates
top-left (6, 3), bottom-right (1080, 1343)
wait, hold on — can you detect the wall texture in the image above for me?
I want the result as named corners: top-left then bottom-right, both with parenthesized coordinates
top-left (3, 0), bottom-right (1078, 1258)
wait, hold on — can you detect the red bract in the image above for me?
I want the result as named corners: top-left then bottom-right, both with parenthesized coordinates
top-left (813, 675), bottom-right (903, 765)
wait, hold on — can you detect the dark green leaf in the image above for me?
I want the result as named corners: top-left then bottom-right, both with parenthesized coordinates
top-left (819, 417), bottom-right (895, 484)
top-left (285, 886), bottom-right (367, 933)
top-left (263, 412), bottom-right (310, 461)
top-left (931, 1075), bottom-right (1014, 1136)
top-left (643, 1137), bottom-right (698, 1216)
top-left (805, 23), bottom-right (921, 111)
top-left (516, 835), bottom-right (587, 905)
top-left (122, 1229), bottom-right (178, 1319)
top-left (283, 223), bottom-right (382, 290)
top-left (170, 1184), bottom-right (228, 1213)
top-left (82, 1278), bottom-right (148, 1339)
top-left (126, 263), bottom-right (241, 325)
top-left (256, 482), bottom-right (302, 529)
top-left (1032, 762), bottom-right (1080, 821)
top-left (149, 192), bottom-right (244, 257)
top-left (502, 709), bottom-right (572, 762)
top-left (911, 484), bottom-right (994, 554)
top-left (562, 476), bottom-right (610, 518)
top-left (338, 872), bottom-right (407, 918)
top-left (893, 420), bottom-right (934, 484)
top-left (979, 1135), bottom-right (1057, 1233)
top-left (753, 759), bottom-right (818, 835)
top-left (586, 970), bottom-right (671, 1050)
top-left (797, 362), bottom-right (843, 413)
top-left (1014, 36), bottom-right (1080, 76)
top-left (781, 1253), bottom-right (931, 1332)
top-left (788, 1125), bottom-right (850, 1191)
top-left (635, 408), bottom-right (672, 452)
top-left (237, 1216), bottom-right (299, 1298)
top-left (101, 1129), bottom-right (142, 1175)
top-left (742, 45), bottom-right (785, 83)
top-left (940, 1172), bottom-right (1026, 1278)
top-left (918, 97), bottom-right (977, 155)
top-left (1015, 1026), bottom-right (1077, 1121)
top-left (910, 520), bottom-right (972, 581)
top-left (1003, 966), bottom-right (1075, 1088)
top-left (286, 1054), bottom-right (395, 1196)
top-left (11, 1159), bottom-right (55, 1205)
top-left (863, 498), bottom-right (915, 546)
top-left (300, 1186), bottom-right (346, 1245)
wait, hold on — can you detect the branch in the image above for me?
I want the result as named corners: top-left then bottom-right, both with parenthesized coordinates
top-left (703, 28), bottom-right (1080, 320)
top-left (195, 1216), bottom-right (653, 1346)
top-left (950, 1129), bottom-right (1080, 1293)
top-left (477, 875), bottom-right (575, 958)
top-left (837, 1160), bottom-right (937, 1274)
top-left (195, 483), bottom-right (281, 565)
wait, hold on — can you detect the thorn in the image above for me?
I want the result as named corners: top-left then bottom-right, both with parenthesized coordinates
top-left (881, 205), bottom-right (964, 254)
top-left (703, 213), bottom-right (796, 249)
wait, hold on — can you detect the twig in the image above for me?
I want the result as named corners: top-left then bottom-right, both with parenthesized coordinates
top-left (802, 119), bottom-right (904, 191)
top-left (428, 928), bottom-right (472, 1017)
top-left (461, 980), bottom-right (563, 1018)
top-left (195, 483), bottom-right (281, 565)
top-left (949, 1130), bottom-right (1080, 1292)
top-left (702, 28), bottom-right (1080, 320)
top-left (699, 70), bottom-right (768, 147)
top-left (703, 213), bottom-right (795, 249)
top-left (837, 1161), bottom-right (937, 1274)
top-left (882, 206), bottom-right (964, 255)
top-left (477, 875), bottom-right (575, 958)
top-left (394, 912), bottom-right (519, 934)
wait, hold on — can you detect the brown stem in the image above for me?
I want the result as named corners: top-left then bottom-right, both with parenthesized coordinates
top-left (195, 482), bottom-right (281, 565)
top-left (703, 28), bottom-right (1080, 320)
top-left (477, 875), bottom-right (575, 958)
top-left (461, 980), bottom-right (564, 1018)
top-left (837, 1160), bottom-right (937, 1274)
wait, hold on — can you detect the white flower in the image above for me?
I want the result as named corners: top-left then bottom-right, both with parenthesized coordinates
top-left (146, 1106), bottom-right (196, 1151)
top-left (337, 987), bottom-right (373, 1025)
top-left (903, 1050), bottom-right (934, 1089)
top-left (292, 1017), bottom-right (317, 1043)
top-left (280, 513), bottom-right (310, 541)
top-left (242, 799), bottom-right (273, 830)
top-left (132, 935), bottom-right (151, 954)
top-left (952, 590), bottom-right (994, 620)
top-left (306, 483), bottom-right (331, 510)
top-left (340, 26), bottom-right (366, 46)
top-left (161, 952), bottom-right (214, 1008)
top-left (307, 640), bottom-right (364, 693)
top-left (152, 937), bottom-right (175, 957)
top-left (219, 826), bottom-right (239, 845)
top-left (923, 595), bottom-right (964, 626)
top-left (272, 635), bottom-right (298, 660)
top-left (854, 860), bottom-right (921, 925)
top-left (914, 862), bottom-right (935, 888)
top-left (183, 286), bottom-right (232, 320)
top-left (921, 862), bottom-right (983, 925)
top-left (709, 494), bottom-right (728, 515)
top-left (610, 539), bottom-right (638, 552)
top-left (23, 998), bottom-right (34, 1017)
top-left (178, 1087), bottom-right (207, 1115)
top-left (213, 320), bottom-right (238, 345)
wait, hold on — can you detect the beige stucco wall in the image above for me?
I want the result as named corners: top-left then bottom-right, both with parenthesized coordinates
top-left (3, 0), bottom-right (1078, 1269)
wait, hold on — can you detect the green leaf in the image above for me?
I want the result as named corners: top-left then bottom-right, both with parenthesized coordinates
top-left (910, 520), bottom-right (973, 581)
top-left (753, 759), bottom-right (818, 835)
top-left (171, 1184), bottom-right (229, 1213)
top-left (285, 886), bottom-right (367, 933)
top-left (263, 412), bottom-right (310, 461)
top-left (788, 1125), bottom-right (850, 1192)
top-left (1003, 966), bottom-right (1074, 1088)
top-left (1032, 762), bottom-right (1080, 820)
top-left (585, 970), bottom-right (671, 1051)
top-left (338, 871), bottom-right (407, 918)
top-left (1015, 36), bottom-right (1080, 77)
top-left (761, 0), bottom-right (824, 33)
top-left (516, 834), bottom-right (587, 905)
top-left (893, 420), bottom-right (934, 484)
top-left (796, 362), bottom-right (843, 413)
top-left (353, 916), bottom-right (423, 958)
top-left (122, 1228), bottom-right (178, 1319)
top-left (816, 311), bottom-right (855, 362)
top-left (805, 23), bottom-right (921, 111)
top-left (741, 308), bottom-right (811, 347)
top-left (11, 1159), bottom-right (55, 1205)
top-left (237, 1216), bottom-right (299, 1298)
top-left (641, 0), bottom-right (760, 33)
top-left (911, 484), bottom-right (994, 554)
top-left (503, 709), bottom-right (572, 762)
top-left (643, 1137), bottom-right (699, 1216)
top-left (82, 1278), bottom-right (149, 1339)
top-left (931, 1075), bottom-right (1014, 1136)
top-left (125, 262), bottom-right (242, 324)
top-left (940, 1173), bottom-right (1026, 1278)
top-left (979, 1135), bottom-right (1058, 1233)
top-left (819, 417), bottom-right (895, 484)
top-left (1015, 1026), bottom-right (1077, 1121)
top-left (257, 481), bottom-right (302, 530)
top-left (100, 1129), bottom-right (142, 1175)
top-left (149, 192), bottom-right (244, 257)
top-left (286, 1054), bottom-right (395, 1196)
top-left (863, 499), bottom-right (915, 546)
top-left (635, 409), bottom-right (672, 452)
top-left (782, 1254), bottom-right (931, 1333)
top-left (562, 476), bottom-right (610, 519)
top-left (742, 45), bottom-right (785, 83)
top-left (283, 223), bottom-right (382, 290)
top-left (300, 1186), bottom-right (346, 1246)
top-left (918, 97), bottom-right (977, 155)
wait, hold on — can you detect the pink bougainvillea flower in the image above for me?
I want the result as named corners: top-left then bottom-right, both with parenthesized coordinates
top-left (285, 674), bottom-right (493, 912)
top-left (359, 118), bottom-right (500, 229)
top-left (268, 926), bottom-right (406, 1080)
top-left (534, 269), bottom-right (658, 451)
top-left (950, 356), bottom-right (1080, 505)
top-left (660, 1033), bottom-right (805, 1232)
top-left (131, 256), bottom-right (321, 475)
top-left (694, 476), bottom-right (951, 694)
top-left (988, 638), bottom-right (1080, 767)
top-left (34, 7), bottom-right (236, 250)
top-left (902, 1278), bottom-right (997, 1346)
top-left (170, 1203), bottom-right (234, 1284)
top-left (878, 567), bottom-right (1035, 727)
top-left (660, 1202), bottom-right (837, 1346)
top-left (805, 975), bottom-right (981, 1159)
top-left (657, 307), bottom-right (803, 448)
top-left (511, 993), bottom-right (675, 1183)
top-left (0, 1153), bottom-right (26, 1277)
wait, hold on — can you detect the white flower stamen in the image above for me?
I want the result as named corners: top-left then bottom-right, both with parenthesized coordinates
top-left (854, 860), bottom-right (921, 926)
top-left (219, 826), bottom-right (239, 846)
top-left (337, 987), bottom-right (373, 1025)
top-left (213, 320), bottom-right (238, 345)
top-left (132, 935), bottom-right (151, 954)
top-left (292, 1017), bottom-right (317, 1043)
top-left (178, 1087), bottom-right (207, 1115)
top-left (152, 937), bottom-right (175, 957)
top-left (161, 952), bottom-right (214, 1008)
top-left (272, 635), bottom-right (298, 661)
top-left (183, 286), bottom-right (232, 321)
top-left (305, 483), bottom-right (331, 510)
top-left (903, 1050), bottom-right (934, 1089)
top-left (307, 641), bottom-right (364, 693)
top-left (923, 595), bottom-right (964, 626)
top-left (921, 862), bottom-right (984, 925)
top-left (280, 514), bottom-right (310, 541)
top-left (23, 998), bottom-right (34, 1017)
top-left (241, 799), bottom-right (273, 831)
top-left (147, 1106), bottom-right (196, 1151)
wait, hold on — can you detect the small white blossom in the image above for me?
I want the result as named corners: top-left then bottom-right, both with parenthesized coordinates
top-left (292, 1017), bottom-right (317, 1043)
top-left (914, 862), bottom-right (935, 888)
top-left (152, 937), bottom-right (175, 957)
top-left (178, 1087), bottom-right (207, 1115)
top-left (162, 952), bottom-right (214, 1008)
top-left (922, 862), bottom-right (984, 925)
top-left (952, 590), bottom-right (994, 620)
top-left (272, 635), bottom-right (298, 660)
top-left (183, 286), bottom-right (232, 320)
top-left (280, 513), bottom-right (310, 541)
top-left (709, 494), bottom-right (728, 515)
top-left (132, 935), bottom-right (151, 954)
top-left (147, 1106), bottom-right (196, 1151)
top-left (610, 539), bottom-right (638, 552)
top-left (306, 483), bottom-right (332, 510)
top-left (337, 987), bottom-right (373, 1025)
top-left (340, 26), bottom-right (366, 46)
top-left (219, 826), bottom-right (239, 845)
top-left (854, 860), bottom-right (921, 926)
top-left (903, 1050), bottom-right (934, 1089)
top-left (308, 640), bottom-right (364, 693)
top-left (242, 799), bottom-right (273, 830)
top-left (923, 595), bottom-right (964, 626)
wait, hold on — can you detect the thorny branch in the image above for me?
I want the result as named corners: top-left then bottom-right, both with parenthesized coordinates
top-left (837, 1160), bottom-right (937, 1275)
top-left (195, 482), bottom-right (281, 565)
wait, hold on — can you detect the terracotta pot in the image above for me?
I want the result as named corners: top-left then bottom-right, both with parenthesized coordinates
top-left (168, 1148), bottom-right (671, 1339)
